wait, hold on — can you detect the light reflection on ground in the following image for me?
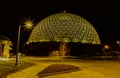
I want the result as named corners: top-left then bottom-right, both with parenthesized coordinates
top-left (7, 56), bottom-right (120, 78)
top-left (0, 57), bottom-right (15, 60)
top-left (25, 57), bottom-right (120, 78)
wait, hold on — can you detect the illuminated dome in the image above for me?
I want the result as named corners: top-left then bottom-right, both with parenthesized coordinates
top-left (28, 13), bottom-right (100, 44)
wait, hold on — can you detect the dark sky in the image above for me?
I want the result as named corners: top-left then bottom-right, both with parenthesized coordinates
top-left (0, 0), bottom-right (120, 47)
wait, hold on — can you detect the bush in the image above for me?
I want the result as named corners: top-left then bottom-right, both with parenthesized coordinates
top-left (37, 64), bottom-right (80, 77)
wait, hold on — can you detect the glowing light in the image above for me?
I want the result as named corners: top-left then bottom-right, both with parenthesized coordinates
top-left (116, 41), bottom-right (120, 44)
top-left (28, 13), bottom-right (101, 44)
top-left (104, 45), bottom-right (109, 49)
top-left (23, 18), bottom-right (34, 29)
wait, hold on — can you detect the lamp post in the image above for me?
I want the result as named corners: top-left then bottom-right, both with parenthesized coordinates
top-left (103, 45), bottom-right (109, 61)
top-left (116, 41), bottom-right (120, 50)
top-left (15, 25), bottom-right (21, 66)
top-left (15, 19), bottom-right (34, 66)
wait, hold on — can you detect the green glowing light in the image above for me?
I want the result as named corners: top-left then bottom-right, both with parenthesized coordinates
top-left (28, 13), bottom-right (101, 44)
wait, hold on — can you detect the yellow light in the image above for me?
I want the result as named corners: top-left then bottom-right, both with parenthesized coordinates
top-left (104, 45), bottom-right (109, 49)
top-left (23, 18), bottom-right (34, 29)
top-left (116, 41), bottom-right (120, 44)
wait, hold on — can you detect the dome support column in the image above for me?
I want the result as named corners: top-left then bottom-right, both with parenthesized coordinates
top-left (59, 42), bottom-right (68, 56)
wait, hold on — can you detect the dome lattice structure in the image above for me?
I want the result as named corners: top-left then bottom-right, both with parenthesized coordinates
top-left (28, 13), bottom-right (100, 44)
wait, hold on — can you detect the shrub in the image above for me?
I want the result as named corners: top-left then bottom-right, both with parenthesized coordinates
top-left (37, 64), bottom-right (80, 77)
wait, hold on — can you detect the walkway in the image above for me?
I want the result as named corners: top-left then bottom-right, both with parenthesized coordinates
top-left (7, 63), bottom-right (50, 78)
top-left (7, 57), bottom-right (120, 78)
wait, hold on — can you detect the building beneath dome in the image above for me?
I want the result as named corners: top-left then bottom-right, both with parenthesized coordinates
top-left (25, 12), bottom-right (101, 56)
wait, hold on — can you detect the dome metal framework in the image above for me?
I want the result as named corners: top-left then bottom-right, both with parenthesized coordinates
top-left (28, 13), bottom-right (101, 44)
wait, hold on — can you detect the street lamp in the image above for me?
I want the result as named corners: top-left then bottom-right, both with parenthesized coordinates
top-left (103, 45), bottom-right (109, 61)
top-left (15, 19), bottom-right (34, 66)
top-left (116, 40), bottom-right (120, 50)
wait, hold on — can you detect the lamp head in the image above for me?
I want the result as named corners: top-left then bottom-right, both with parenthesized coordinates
top-left (23, 18), bottom-right (34, 29)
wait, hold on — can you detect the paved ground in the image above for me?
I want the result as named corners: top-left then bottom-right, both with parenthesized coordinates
top-left (7, 57), bottom-right (120, 78)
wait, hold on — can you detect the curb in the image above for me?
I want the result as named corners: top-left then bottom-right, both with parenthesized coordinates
top-left (37, 68), bottom-right (81, 77)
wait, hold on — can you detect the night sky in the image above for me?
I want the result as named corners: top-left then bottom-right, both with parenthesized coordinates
top-left (0, 0), bottom-right (120, 49)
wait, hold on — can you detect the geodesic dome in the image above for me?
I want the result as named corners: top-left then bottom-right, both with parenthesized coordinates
top-left (28, 13), bottom-right (101, 44)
